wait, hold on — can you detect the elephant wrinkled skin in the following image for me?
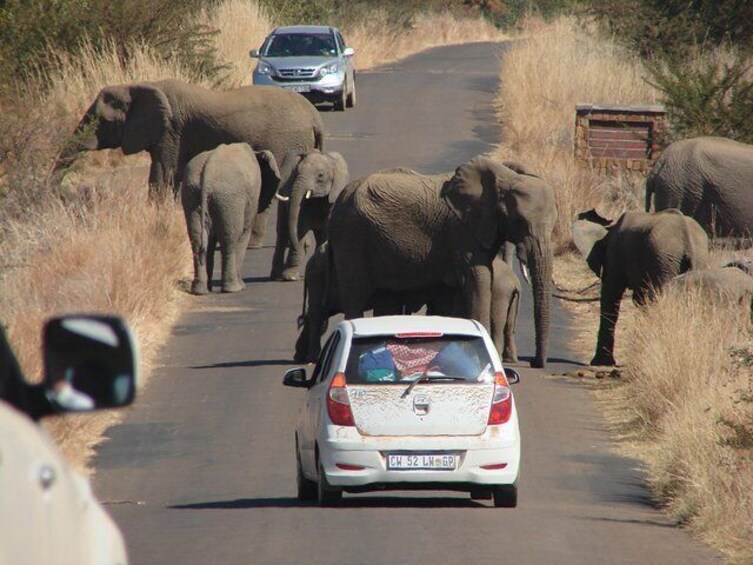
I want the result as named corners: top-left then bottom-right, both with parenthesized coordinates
top-left (572, 208), bottom-right (710, 366)
top-left (327, 156), bottom-right (555, 367)
top-left (182, 143), bottom-right (280, 294)
top-left (271, 150), bottom-right (349, 281)
top-left (294, 244), bottom-right (521, 364)
top-left (56, 79), bottom-right (324, 244)
top-left (669, 264), bottom-right (753, 308)
top-left (646, 137), bottom-right (753, 238)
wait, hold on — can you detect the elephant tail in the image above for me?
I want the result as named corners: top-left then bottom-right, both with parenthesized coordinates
top-left (314, 123), bottom-right (325, 152)
top-left (199, 159), bottom-right (210, 256)
top-left (645, 170), bottom-right (656, 212)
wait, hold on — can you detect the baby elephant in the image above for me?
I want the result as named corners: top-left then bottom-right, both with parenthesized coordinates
top-left (572, 208), bottom-right (709, 366)
top-left (182, 143), bottom-right (280, 294)
top-left (669, 263), bottom-right (753, 306)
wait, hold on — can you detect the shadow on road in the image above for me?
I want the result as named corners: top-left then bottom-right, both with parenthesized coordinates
top-left (168, 496), bottom-right (486, 510)
top-left (191, 359), bottom-right (294, 369)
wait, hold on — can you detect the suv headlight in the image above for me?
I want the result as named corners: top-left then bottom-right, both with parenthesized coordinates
top-left (256, 61), bottom-right (275, 75)
top-left (319, 63), bottom-right (340, 76)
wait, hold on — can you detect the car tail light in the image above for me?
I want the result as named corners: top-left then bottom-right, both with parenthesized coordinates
top-left (480, 463), bottom-right (508, 470)
top-left (327, 372), bottom-right (355, 426)
top-left (336, 463), bottom-right (365, 471)
top-left (488, 372), bottom-right (512, 425)
top-left (394, 332), bottom-right (443, 338)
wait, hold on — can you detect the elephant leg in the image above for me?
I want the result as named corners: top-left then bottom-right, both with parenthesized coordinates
top-left (220, 231), bottom-right (245, 294)
top-left (465, 264), bottom-right (493, 330)
top-left (187, 208), bottom-right (209, 296)
top-left (235, 208), bottom-right (255, 283)
top-left (373, 291), bottom-right (404, 316)
top-left (270, 203), bottom-right (288, 280)
top-left (591, 275), bottom-right (626, 366)
top-left (206, 232), bottom-right (218, 294)
top-left (248, 206), bottom-right (270, 248)
top-left (503, 289), bottom-right (520, 364)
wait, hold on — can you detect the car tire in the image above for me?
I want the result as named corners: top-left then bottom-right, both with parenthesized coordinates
top-left (333, 87), bottom-right (346, 112)
top-left (346, 80), bottom-right (356, 108)
top-left (296, 445), bottom-right (317, 502)
top-left (317, 462), bottom-right (342, 507)
top-left (492, 484), bottom-right (518, 508)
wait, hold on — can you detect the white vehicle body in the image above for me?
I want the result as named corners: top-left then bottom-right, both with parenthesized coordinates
top-left (0, 401), bottom-right (127, 564)
top-left (287, 316), bottom-right (521, 507)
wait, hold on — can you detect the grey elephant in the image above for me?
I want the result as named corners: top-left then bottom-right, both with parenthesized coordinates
top-left (646, 137), bottom-right (753, 238)
top-left (181, 143), bottom-right (280, 294)
top-left (669, 263), bottom-right (753, 306)
top-left (327, 156), bottom-right (554, 367)
top-left (572, 208), bottom-right (710, 366)
top-left (294, 245), bottom-right (522, 364)
top-left (55, 79), bottom-right (324, 245)
top-left (270, 150), bottom-right (349, 281)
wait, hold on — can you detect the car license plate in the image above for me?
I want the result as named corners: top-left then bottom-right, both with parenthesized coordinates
top-left (284, 85), bottom-right (311, 93)
top-left (386, 453), bottom-right (457, 471)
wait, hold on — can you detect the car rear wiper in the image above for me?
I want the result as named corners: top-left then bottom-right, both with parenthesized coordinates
top-left (401, 371), bottom-right (465, 398)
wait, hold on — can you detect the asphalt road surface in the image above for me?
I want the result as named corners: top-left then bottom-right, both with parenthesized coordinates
top-left (94, 43), bottom-right (720, 564)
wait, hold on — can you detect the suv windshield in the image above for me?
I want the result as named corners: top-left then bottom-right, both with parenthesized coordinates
top-left (264, 33), bottom-right (337, 57)
top-left (345, 335), bottom-right (494, 385)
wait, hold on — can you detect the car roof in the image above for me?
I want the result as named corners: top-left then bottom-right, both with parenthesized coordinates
top-left (344, 316), bottom-right (486, 338)
top-left (272, 25), bottom-right (336, 35)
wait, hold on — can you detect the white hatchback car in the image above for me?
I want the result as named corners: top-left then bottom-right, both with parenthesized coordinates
top-left (283, 316), bottom-right (521, 507)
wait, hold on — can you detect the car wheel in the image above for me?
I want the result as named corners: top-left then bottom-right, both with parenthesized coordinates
top-left (317, 462), bottom-right (342, 506)
top-left (296, 444), bottom-right (317, 502)
top-left (346, 80), bottom-right (356, 108)
top-left (333, 87), bottom-right (346, 112)
top-left (492, 484), bottom-right (517, 508)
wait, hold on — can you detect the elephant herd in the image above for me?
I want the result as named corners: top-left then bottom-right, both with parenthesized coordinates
top-left (56, 78), bottom-right (753, 370)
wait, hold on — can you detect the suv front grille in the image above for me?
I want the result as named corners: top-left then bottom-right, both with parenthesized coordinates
top-left (277, 68), bottom-right (317, 80)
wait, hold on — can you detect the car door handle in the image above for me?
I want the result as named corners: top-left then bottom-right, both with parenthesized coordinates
top-left (37, 464), bottom-right (56, 490)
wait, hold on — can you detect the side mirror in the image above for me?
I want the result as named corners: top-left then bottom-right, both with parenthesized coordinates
top-left (249, 49), bottom-right (260, 58)
top-left (283, 368), bottom-right (311, 388)
top-left (43, 315), bottom-right (137, 412)
top-left (342, 47), bottom-right (355, 57)
top-left (503, 367), bottom-right (521, 385)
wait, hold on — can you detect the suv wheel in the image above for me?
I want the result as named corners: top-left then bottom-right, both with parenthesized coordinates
top-left (333, 86), bottom-right (346, 111)
top-left (317, 462), bottom-right (343, 506)
top-left (346, 80), bottom-right (356, 108)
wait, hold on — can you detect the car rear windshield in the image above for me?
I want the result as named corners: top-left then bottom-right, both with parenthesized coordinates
top-left (345, 335), bottom-right (494, 385)
top-left (264, 33), bottom-right (337, 57)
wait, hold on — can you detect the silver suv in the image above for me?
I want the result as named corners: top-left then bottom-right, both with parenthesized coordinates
top-left (251, 25), bottom-right (356, 111)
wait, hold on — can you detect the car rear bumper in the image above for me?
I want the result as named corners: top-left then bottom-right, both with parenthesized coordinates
top-left (318, 426), bottom-right (520, 489)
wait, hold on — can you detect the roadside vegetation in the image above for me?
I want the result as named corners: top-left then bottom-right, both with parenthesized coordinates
top-left (492, 12), bottom-right (752, 561)
top-left (0, 0), bottom-right (499, 470)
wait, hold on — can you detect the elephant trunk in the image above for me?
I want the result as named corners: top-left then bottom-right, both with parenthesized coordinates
top-left (528, 234), bottom-right (552, 368)
top-left (286, 178), bottom-right (308, 270)
top-left (51, 107), bottom-right (99, 176)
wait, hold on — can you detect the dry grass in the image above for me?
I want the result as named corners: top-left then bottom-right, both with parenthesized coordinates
top-left (493, 16), bottom-right (660, 251)
top-left (492, 16), bottom-right (753, 559)
top-left (345, 11), bottom-right (504, 70)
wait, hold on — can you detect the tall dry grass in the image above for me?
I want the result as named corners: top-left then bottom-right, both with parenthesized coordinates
top-left (493, 16), bottom-right (753, 559)
top-left (494, 17), bottom-right (660, 250)
top-left (618, 287), bottom-right (753, 561)
top-left (345, 11), bottom-right (503, 70)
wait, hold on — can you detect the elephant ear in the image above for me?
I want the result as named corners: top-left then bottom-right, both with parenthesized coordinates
top-left (442, 155), bottom-right (516, 250)
top-left (326, 152), bottom-right (349, 204)
top-left (276, 150), bottom-right (306, 199)
top-left (571, 210), bottom-right (610, 278)
top-left (121, 84), bottom-right (172, 155)
top-left (256, 150), bottom-right (281, 192)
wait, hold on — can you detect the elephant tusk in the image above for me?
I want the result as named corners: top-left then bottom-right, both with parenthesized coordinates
top-left (520, 261), bottom-right (531, 285)
top-left (305, 190), bottom-right (313, 199)
top-left (274, 192), bottom-right (290, 202)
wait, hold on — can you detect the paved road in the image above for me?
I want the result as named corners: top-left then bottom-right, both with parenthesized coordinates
top-left (94, 43), bottom-right (719, 564)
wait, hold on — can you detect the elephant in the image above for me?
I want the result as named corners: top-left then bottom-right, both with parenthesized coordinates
top-left (327, 155), bottom-right (554, 367)
top-left (55, 79), bottom-right (324, 245)
top-left (572, 208), bottom-right (710, 366)
top-left (294, 244), bottom-right (521, 364)
top-left (181, 143), bottom-right (280, 294)
top-left (270, 150), bottom-right (349, 281)
top-left (668, 263), bottom-right (753, 306)
top-left (645, 137), bottom-right (753, 238)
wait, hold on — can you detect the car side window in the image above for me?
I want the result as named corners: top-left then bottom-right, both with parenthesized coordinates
top-left (337, 32), bottom-right (346, 50)
top-left (310, 333), bottom-right (337, 384)
top-left (316, 332), bottom-right (341, 384)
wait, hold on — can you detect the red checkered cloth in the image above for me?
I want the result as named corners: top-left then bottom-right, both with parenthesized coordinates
top-left (386, 342), bottom-right (440, 375)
